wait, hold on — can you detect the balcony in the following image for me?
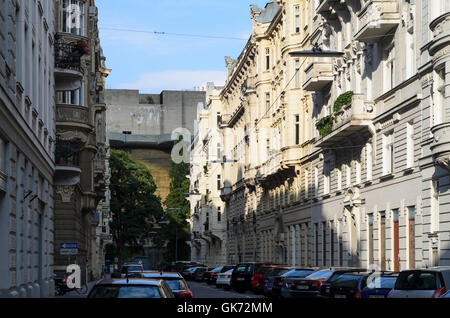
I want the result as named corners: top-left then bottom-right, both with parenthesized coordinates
top-left (429, 12), bottom-right (450, 58)
top-left (316, 94), bottom-right (376, 148)
top-left (54, 35), bottom-right (89, 77)
top-left (431, 123), bottom-right (450, 172)
top-left (354, 0), bottom-right (400, 43)
top-left (218, 114), bottom-right (232, 128)
top-left (56, 104), bottom-right (90, 129)
top-left (316, 0), bottom-right (335, 13)
top-left (54, 141), bottom-right (82, 186)
top-left (303, 59), bottom-right (333, 91)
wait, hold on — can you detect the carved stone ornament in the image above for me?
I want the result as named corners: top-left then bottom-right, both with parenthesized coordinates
top-left (56, 130), bottom-right (88, 143)
top-left (56, 186), bottom-right (75, 203)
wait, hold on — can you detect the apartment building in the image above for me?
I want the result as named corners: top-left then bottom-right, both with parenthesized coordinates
top-left (197, 0), bottom-right (450, 270)
top-left (0, 0), bottom-right (56, 297)
top-left (53, 0), bottom-right (110, 282)
top-left (189, 83), bottom-right (227, 266)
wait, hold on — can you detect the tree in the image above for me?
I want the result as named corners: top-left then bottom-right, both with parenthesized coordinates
top-left (109, 149), bottom-right (163, 262)
top-left (151, 136), bottom-right (191, 262)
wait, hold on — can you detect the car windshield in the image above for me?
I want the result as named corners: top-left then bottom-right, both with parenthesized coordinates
top-left (266, 268), bottom-right (291, 277)
top-left (305, 270), bottom-right (333, 280)
top-left (395, 272), bottom-right (437, 290)
top-left (88, 285), bottom-right (161, 298)
top-left (365, 277), bottom-right (397, 289)
top-left (236, 265), bottom-right (250, 272)
top-left (212, 267), bottom-right (222, 272)
top-left (332, 275), bottom-right (361, 288)
top-left (285, 270), bottom-right (315, 278)
top-left (124, 266), bottom-right (142, 272)
top-left (165, 279), bottom-right (187, 290)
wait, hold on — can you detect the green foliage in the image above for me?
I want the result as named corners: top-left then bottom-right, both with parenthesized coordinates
top-left (316, 115), bottom-right (335, 138)
top-left (109, 149), bottom-right (163, 262)
top-left (333, 91), bottom-right (354, 113)
top-left (154, 139), bottom-right (191, 262)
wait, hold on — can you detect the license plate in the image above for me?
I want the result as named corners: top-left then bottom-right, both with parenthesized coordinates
top-left (296, 285), bottom-right (309, 290)
top-left (369, 295), bottom-right (385, 299)
top-left (334, 294), bottom-right (347, 298)
top-left (237, 278), bottom-right (245, 281)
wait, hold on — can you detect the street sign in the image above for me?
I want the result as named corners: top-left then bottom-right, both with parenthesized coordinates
top-left (60, 243), bottom-right (78, 255)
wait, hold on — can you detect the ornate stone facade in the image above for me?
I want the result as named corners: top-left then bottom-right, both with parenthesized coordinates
top-left (53, 0), bottom-right (110, 283)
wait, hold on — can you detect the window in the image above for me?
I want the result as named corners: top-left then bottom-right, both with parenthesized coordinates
top-left (408, 206), bottom-right (415, 269)
top-left (330, 222), bottom-right (334, 266)
top-left (294, 59), bottom-right (301, 88)
top-left (322, 222), bottom-right (327, 266)
top-left (56, 88), bottom-right (82, 106)
top-left (295, 115), bottom-right (300, 145)
top-left (383, 132), bottom-right (394, 175)
top-left (380, 212), bottom-right (386, 271)
top-left (294, 5), bottom-right (300, 33)
top-left (217, 175), bottom-right (221, 190)
top-left (265, 48), bottom-right (270, 70)
top-left (265, 93), bottom-right (271, 113)
top-left (62, 0), bottom-right (85, 36)
top-left (217, 207), bottom-right (222, 223)
top-left (266, 138), bottom-right (270, 159)
top-left (406, 122), bottom-right (414, 168)
top-left (392, 209), bottom-right (400, 271)
top-left (368, 214), bottom-right (374, 266)
top-left (315, 223), bottom-right (319, 266)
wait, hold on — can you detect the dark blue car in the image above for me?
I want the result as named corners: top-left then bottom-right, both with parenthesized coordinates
top-left (362, 274), bottom-right (398, 299)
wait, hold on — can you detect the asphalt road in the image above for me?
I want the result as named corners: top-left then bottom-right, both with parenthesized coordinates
top-left (187, 281), bottom-right (264, 299)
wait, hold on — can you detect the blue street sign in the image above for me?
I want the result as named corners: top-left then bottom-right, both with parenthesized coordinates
top-left (60, 243), bottom-right (78, 249)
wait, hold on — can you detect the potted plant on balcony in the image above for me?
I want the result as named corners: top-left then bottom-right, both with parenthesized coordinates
top-left (333, 91), bottom-right (354, 113)
top-left (316, 115), bottom-right (335, 138)
top-left (72, 40), bottom-right (90, 57)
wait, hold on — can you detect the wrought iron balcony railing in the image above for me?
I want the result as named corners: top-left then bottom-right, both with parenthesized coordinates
top-left (54, 38), bottom-right (88, 74)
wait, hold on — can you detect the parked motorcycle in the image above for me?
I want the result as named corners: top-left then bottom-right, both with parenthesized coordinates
top-left (53, 273), bottom-right (71, 296)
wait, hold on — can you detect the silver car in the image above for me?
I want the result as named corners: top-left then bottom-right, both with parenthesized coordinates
top-left (388, 267), bottom-right (450, 298)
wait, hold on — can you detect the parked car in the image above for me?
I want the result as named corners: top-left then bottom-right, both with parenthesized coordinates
top-left (388, 267), bottom-right (450, 298)
top-left (231, 262), bottom-right (270, 293)
top-left (119, 263), bottom-right (144, 278)
top-left (271, 268), bottom-right (317, 299)
top-left (250, 264), bottom-right (276, 294)
top-left (440, 290), bottom-right (450, 298)
top-left (216, 269), bottom-right (234, 290)
top-left (182, 267), bottom-right (198, 280)
top-left (361, 273), bottom-right (399, 299)
top-left (204, 266), bottom-right (235, 285)
top-left (290, 267), bottom-right (366, 298)
top-left (193, 267), bottom-right (209, 282)
top-left (87, 278), bottom-right (174, 298)
top-left (138, 271), bottom-right (193, 298)
top-left (328, 272), bottom-right (380, 298)
top-left (263, 266), bottom-right (293, 297)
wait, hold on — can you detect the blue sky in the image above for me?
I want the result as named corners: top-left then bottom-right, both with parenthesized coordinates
top-left (97, 0), bottom-right (270, 93)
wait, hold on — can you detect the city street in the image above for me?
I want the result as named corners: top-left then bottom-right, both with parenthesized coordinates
top-left (187, 281), bottom-right (263, 299)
